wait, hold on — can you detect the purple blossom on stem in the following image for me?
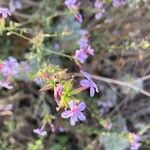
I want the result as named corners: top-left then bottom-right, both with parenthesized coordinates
top-left (64, 0), bottom-right (83, 23)
top-left (75, 49), bottom-right (88, 63)
top-left (74, 46), bottom-right (94, 63)
top-left (80, 71), bottom-right (99, 97)
top-left (0, 7), bottom-right (11, 19)
top-left (75, 28), bottom-right (94, 63)
top-left (61, 101), bottom-right (86, 126)
top-left (112, 0), bottom-right (126, 8)
top-left (75, 39), bottom-right (94, 63)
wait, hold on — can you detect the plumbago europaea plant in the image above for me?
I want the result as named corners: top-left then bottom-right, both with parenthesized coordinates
top-left (1, 0), bottom-right (150, 149)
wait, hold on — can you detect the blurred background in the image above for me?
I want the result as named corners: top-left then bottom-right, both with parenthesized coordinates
top-left (0, 0), bottom-right (150, 149)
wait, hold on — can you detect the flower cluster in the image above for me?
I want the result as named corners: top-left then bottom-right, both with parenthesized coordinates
top-left (64, 0), bottom-right (83, 23)
top-left (128, 133), bottom-right (141, 150)
top-left (80, 71), bottom-right (99, 97)
top-left (75, 30), bottom-right (94, 63)
top-left (32, 1), bottom-right (100, 133)
top-left (35, 60), bottom-right (97, 127)
top-left (94, 1), bottom-right (105, 20)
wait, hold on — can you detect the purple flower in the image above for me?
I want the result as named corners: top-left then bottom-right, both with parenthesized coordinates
top-left (65, 0), bottom-right (77, 9)
top-left (74, 49), bottom-right (88, 63)
top-left (74, 46), bottom-right (94, 63)
top-left (112, 0), bottom-right (126, 8)
top-left (0, 7), bottom-right (11, 19)
top-left (64, 0), bottom-right (83, 23)
top-left (33, 128), bottom-right (47, 136)
top-left (80, 71), bottom-right (99, 97)
top-left (1, 57), bottom-right (19, 77)
top-left (77, 36), bottom-right (89, 49)
top-left (54, 84), bottom-right (63, 104)
top-left (95, 1), bottom-right (103, 9)
top-left (75, 13), bottom-right (83, 23)
top-left (33, 125), bottom-right (47, 136)
top-left (61, 101), bottom-right (86, 126)
top-left (75, 29), bottom-right (94, 63)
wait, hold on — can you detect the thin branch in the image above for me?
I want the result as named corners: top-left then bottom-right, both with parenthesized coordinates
top-left (74, 73), bottom-right (150, 97)
top-left (137, 74), bottom-right (150, 82)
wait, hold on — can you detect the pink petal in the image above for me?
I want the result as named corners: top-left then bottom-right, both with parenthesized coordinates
top-left (90, 80), bottom-right (99, 92)
top-left (70, 115), bottom-right (78, 126)
top-left (75, 49), bottom-right (87, 63)
top-left (81, 71), bottom-right (91, 80)
top-left (90, 87), bottom-right (95, 97)
top-left (86, 46), bottom-right (94, 55)
top-left (75, 13), bottom-right (83, 23)
top-left (78, 112), bottom-right (86, 121)
top-left (0, 82), bottom-right (13, 89)
top-left (78, 102), bottom-right (86, 111)
top-left (69, 101), bottom-right (77, 110)
top-left (61, 110), bottom-right (72, 118)
top-left (40, 131), bottom-right (47, 136)
top-left (33, 129), bottom-right (40, 134)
